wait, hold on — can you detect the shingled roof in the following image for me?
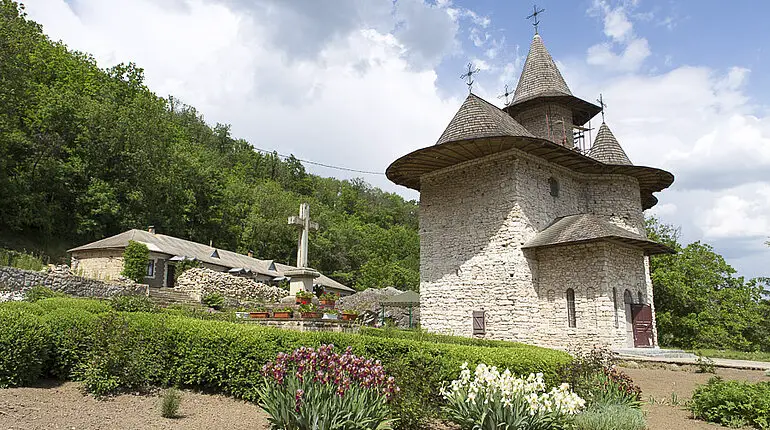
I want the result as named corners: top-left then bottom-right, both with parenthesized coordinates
top-left (522, 214), bottom-right (672, 255)
top-left (436, 93), bottom-right (534, 145)
top-left (589, 122), bottom-right (633, 165)
top-left (504, 34), bottom-right (601, 126)
top-left (512, 34), bottom-right (572, 103)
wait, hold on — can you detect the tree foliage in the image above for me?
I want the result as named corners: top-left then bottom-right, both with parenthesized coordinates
top-left (646, 217), bottom-right (770, 352)
top-left (0, 1), bottom-right (419, 291)
top-left (121, 241), bottom-right (149, 283)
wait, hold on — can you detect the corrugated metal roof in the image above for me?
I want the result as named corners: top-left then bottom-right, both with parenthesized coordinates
top-left (68, 229), bottom-right (354, 292)
top-left (522, 214), bottom-right (673, 255)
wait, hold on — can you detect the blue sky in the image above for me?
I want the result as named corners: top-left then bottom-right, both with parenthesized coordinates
top-left (26, 0), bottom-right (770, 280)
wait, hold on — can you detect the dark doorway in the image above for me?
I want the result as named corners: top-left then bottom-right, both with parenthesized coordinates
top-left (166, 264), bottom-right (176, 288)
top-left (631, 304), bottom-right (654, 347)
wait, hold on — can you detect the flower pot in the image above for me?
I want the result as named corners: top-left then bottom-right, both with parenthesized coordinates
top-left (341, 314), bottom-right (357, 321)
top-left (273, 311), bottom-right (292, 319)
top-left (296, 297), bottom-right (311, 305)
top-left (301, 312), bottom-right (322, 319)
top-left (320, 299), bottom-right (336, 306)
top-left (249, 311), bottom-right (269, 319)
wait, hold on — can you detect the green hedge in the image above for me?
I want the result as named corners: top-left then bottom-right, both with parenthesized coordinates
top-left (360, 327), bottom-right (538, 349)
top-left (0, 298), bottom-right (571, 428)
top-left (689, 377), bottom-right (770, 429)
top-left (0, 308), bottom-right (50, 387)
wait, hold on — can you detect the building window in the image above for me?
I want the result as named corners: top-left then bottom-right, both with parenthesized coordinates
top-left (613, 288), bottom-right (619, 328)
top-left (549, 177), bottom-right (559, 197)
top-left (566, 288), bottom-right (576, 328)
top-left (146, 260), bottom-right (155, 278)
top-left (472, 311), bottom-right (486, 335)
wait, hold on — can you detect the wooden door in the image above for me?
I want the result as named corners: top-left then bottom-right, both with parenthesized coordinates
top-left (166, 264), bottom-right (176, 288)
top-left (631, 304), bottom-right (654, 348)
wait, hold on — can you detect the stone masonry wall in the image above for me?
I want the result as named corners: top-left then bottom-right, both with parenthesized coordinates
top-left (176, 268), bottom-right (288, 304)
top-left (71, 249), bottom-right (124, 281)
top-left (0, 265), bottom-right (148, 301)
top-left (513, 103), bottom-right (575, 148)
top-left (418, 147), bottom-right (652, 349)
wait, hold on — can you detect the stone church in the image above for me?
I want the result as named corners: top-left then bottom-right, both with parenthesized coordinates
top-left (386, 33), bottom-right (674, 349)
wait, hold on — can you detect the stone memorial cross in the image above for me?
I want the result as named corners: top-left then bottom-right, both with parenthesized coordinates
top-left (288, 202), bottom-right (318, 268)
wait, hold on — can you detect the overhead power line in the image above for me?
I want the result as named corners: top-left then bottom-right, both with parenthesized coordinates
top-left (252, 147), bottom-right (385, 176)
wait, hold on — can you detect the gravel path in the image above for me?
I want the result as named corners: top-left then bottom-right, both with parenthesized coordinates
top-left (0, 381), bottom-right (269, 430)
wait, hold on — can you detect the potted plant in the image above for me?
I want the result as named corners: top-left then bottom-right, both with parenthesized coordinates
top-left (295, 290), bottom-right (314, 305)
top-left (322, 309), bottom-right (339, 320)
top-left (273, 307), bottom-right (294, 319)
top-left (299, 304), bottom-right (322, 319)
top-left (341, 309), bottom-right (359, 321)
top-left (319, 292), bottom-right (339, 306)
top-left (249, 306), bottom-right (270, 319)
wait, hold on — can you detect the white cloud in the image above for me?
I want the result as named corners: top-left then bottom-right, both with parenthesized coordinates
top-left (699, 183), bottom-right (770, 239)
top-left (586, 0), bottom-right (650, 72)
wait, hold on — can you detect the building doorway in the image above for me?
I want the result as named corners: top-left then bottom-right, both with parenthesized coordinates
top-left (166, 264), bottom-right (176, 288)
top-left (631, 304), bottom-right (654, 347)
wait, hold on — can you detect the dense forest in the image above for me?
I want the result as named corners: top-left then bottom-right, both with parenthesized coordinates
top-left (0, 2), bottom-right (419, 290)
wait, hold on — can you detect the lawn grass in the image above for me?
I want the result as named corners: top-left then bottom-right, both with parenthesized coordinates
top-left (690, 349), bottom-right (770, 363)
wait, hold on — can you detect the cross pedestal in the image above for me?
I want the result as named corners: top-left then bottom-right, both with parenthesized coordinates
top-left (285, 268), bottom-right (320, 296)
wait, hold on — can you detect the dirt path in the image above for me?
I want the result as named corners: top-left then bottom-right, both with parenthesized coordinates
top-left (622, 365), bottom-right (768, 430)
top-left (0, 381), bottom-right (270, 430)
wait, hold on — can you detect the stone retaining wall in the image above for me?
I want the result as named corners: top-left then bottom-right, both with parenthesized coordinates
top-left (175, 268), bottom-right (289, 304)
top-left (242, 318), bottom-right (360, 333)
top-left (0, 265), bottom-right (148, 301)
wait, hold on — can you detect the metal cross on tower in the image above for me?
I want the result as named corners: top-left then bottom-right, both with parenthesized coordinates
top-left (288, 202), bottom-right (319, 268)
top-left (461, 62), bottom-right (480, 93)
top-left (498, 84), bottom-right (513, 106)
top-left (526, 4), bottom-right (545, 34)
top-left (597, 93), bottom-right (608, 122)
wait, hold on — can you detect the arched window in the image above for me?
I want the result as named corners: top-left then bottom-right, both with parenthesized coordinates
top-left (624, 289), bottom-right (633, 305)
top-left (566, 288), bottom-right (576, 328)
top-left (549, 177), bottom-right (560, 197)
top-left (613, 288), bottom-right (619, 328)
top-left (637, 291), bottom-right (644, 304)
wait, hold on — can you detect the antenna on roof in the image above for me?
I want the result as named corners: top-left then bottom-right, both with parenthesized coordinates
top-left (526, 4), bottom-right (545, 34)
top-left (498, 83), bottom-right (513, 106)
top-left (597, 93), bottom-right (607, 123)
top-left (461, 62), bottom-right (480, 93)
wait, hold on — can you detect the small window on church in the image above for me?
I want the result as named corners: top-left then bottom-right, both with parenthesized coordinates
top-left (549, 177), bottom-right (559, 197)
top-left (472, 311), bottom-right (486, 335)
top-left (566, 289), bottom-right (576, 328)
top-left (613, 288), bottom-right (619, 328)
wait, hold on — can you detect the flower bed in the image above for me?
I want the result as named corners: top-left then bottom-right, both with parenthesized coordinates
top-left (689, 377), bottom-right (770, 429)
top-left (0, 297), bottom-right (571, 429)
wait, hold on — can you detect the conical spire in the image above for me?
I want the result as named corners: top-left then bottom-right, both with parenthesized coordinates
top-left (589, 122), bottom-right (632, 165)
top-left (436, 93), bottom-right (533, 145)
top-left (512, 34), bottom-right (572, 103)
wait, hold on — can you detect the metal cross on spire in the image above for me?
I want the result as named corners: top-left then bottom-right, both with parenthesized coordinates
top-left (597, 93), bottom-right (608, 122)
top-left (461, 62), bottom-right (480, 93)
top-left (498, 84), bottom-right (513, 106)
top-left (526, 4), bottom-right (545, 34)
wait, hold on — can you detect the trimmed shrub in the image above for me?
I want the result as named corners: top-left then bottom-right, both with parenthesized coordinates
top-left (40, 308), bottom-right (100, 379)
top-left (121, 240), bottom-right (149, 283)
top-left (24, 285), bottom-right (66, 302)
top-left (0, 308), bottom-right (50, 387)
top-left (689, 377), bottom-right (770, 429)
top-left (0, 301), bottom-right (45, 315)
top-left (110, 294), bottom-right (158, 313)
top-left (361, 327), bottom-right (531, 349)
top-left (573, 404), bottom-right (646, 430)
top-left (201, 292), bottom-right (225, 310)
top-left (35, 297), bottom-right (111, 315)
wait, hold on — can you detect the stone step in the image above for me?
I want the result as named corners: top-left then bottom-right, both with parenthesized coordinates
top-left (148, 288), bottom-right (197, 306)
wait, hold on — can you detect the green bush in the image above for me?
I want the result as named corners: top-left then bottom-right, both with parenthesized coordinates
top-left (0, 301), bottom-right (45, 315)
top-left (24, 286), bottom-right (66, 302)
top-left (173, 259), bottom-right (200, 280)
top-left (121, 241), bottom-right (149, 283)
top-left (201, 292), bottom-right (225, 310)
top-left (35, 297), bottom-right (111, 314)
top-left (0, 248), bottom-right (45, 271)
top-left (110, 294), bottom-right (158, 313)
top-left (0, 308), bottom-right (50, 387)
top-left (0, 298), bottom-right (570, 428)
top-left (361, 327), bottom-right (529, 348)
top-left (689, 377), bottom-right (770, 429)
top-left (40, 308), bottom-right (99, 379)
top-left (573, 404), bottom-right (646, 430)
